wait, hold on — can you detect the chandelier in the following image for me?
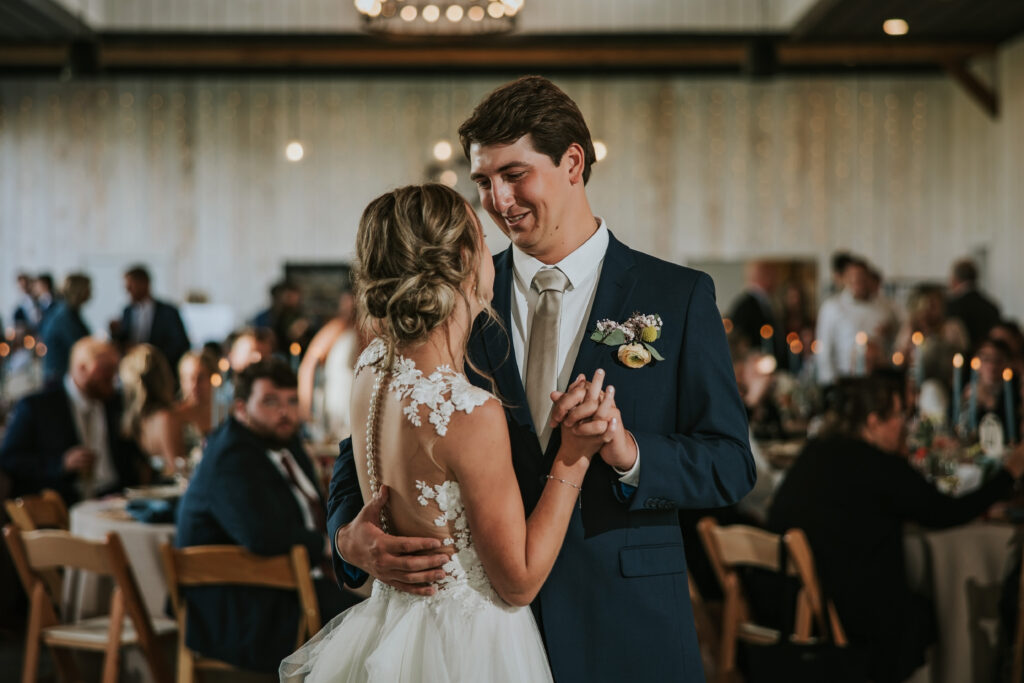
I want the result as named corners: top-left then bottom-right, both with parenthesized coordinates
top-left (354, 0), bottom-right (523, 36)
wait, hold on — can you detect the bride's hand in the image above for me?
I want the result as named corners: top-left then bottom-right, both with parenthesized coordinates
top-left (336, 485), bottom-right (453, 596)
top-left (555, 372), bottom-right (618, 468)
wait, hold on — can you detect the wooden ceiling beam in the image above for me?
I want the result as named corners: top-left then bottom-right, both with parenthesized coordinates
top-left (0, 37), bottom-right (998, 72)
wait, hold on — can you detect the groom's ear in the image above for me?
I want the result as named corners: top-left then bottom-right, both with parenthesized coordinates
top-left (561, 143), bottom-right (586, 186)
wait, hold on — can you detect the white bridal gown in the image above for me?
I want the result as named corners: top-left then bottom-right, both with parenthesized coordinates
top-left (280, 339), bottom-right (553, 683)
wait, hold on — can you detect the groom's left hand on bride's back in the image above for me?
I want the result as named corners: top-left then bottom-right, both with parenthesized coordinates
top-left (550, 371), bottom-right (637, 472)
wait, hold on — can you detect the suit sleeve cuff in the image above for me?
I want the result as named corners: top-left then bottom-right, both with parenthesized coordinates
top-left (612, 432), bottom-right (640, 499)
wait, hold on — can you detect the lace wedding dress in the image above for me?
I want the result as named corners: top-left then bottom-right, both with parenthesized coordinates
top-left (280, 339), bottom-right (553, 683)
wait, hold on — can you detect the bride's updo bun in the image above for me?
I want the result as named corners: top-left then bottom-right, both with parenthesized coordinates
top-left (354, 184), bottom-right (483, 351)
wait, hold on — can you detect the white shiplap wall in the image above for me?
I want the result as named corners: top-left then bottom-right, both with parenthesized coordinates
top-left (2, 37), bottom-right (1023, 333)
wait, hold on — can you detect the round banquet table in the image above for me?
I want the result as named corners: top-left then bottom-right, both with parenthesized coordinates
top-left (65, 497), bottom-right (176, 620)
top-left (904, 522), bottom-right (1016, 683)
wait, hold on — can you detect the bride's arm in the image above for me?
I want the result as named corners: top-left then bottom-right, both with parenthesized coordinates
top-left (442, 396), bottom-right (615, 607)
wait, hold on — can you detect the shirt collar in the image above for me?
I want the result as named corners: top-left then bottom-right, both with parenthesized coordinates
top-left (512, 218), bottom-right (609, 291)
top-left (63, 374), bottom-right (99, 411)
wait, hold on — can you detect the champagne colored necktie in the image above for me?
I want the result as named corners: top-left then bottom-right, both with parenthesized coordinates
top-left (525, 268), bottom-right (569, 449)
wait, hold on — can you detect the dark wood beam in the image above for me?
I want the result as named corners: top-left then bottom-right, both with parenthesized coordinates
top-left (0, 35), bottom-right (999, 74)
top-left (943, 60), bottom-right (999, 118)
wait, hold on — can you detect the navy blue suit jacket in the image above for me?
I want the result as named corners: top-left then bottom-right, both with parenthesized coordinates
top-left (121, 300), bottom-right (191, 371)
top-left (0, 385), bottom-right (145, 505)
top-left (175, 418), bottom-right (327, 672)
top-left (327, 233), bottom-right (755, 682)
top-left (40, 303), bottom-right (90, 383)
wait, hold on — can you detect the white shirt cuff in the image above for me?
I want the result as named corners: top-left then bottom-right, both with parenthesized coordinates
top-left (612, 432), bottom-right (641, 487)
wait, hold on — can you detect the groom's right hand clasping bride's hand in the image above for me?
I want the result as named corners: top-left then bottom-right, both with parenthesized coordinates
top-left (336, 484), bottom-right (453, 596)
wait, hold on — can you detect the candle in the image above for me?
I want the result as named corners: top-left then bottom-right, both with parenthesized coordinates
top-left (952, 353), bottom-right (964, 430)
top-left (911, 331), bottom-right (925, 387)
top-left (968, 357), bottom-right (981, 433)
top-left (1005, 368), bottom-right (1017, 445)
top-left (211, 373), bottom-right (224, 426)
top-left (289, 342), bottom-right (302, 373)
top-left (855, 331), bottom-right (868, 375)
top-left (759, 324), bottom-right (774, 357)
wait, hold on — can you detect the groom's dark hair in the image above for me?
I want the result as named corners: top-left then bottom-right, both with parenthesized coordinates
top-left (458, 75), bottom-right (597, 184)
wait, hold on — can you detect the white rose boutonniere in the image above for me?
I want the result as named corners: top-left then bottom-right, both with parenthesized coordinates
top-left (590, 313), bottom-right (664, 368)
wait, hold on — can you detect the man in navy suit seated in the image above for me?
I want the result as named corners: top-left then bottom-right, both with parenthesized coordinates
top-left (112, 265), bottom-right (191, 374)
top-left (0, 337), bottom-right (148, 504)
top-left (175, 358), bottom-right (358, 673)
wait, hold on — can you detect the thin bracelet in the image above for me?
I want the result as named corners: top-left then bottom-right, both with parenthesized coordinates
top-left (545, 475), bottom-right (582, 491)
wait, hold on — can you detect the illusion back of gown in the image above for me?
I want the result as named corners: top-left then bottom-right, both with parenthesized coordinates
top-left (280, 339), bottom-right (553, 682)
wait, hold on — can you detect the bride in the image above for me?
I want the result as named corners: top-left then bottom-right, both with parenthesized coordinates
top-left (280, 184), bottom-right (618, 682)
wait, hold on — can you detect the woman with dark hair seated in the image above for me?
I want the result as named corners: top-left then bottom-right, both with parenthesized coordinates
top-left (768, 373), bottom-right (1024, 683)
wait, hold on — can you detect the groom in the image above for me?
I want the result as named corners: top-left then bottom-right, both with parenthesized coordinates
top-left (327, 76), bottom-right (755, 681)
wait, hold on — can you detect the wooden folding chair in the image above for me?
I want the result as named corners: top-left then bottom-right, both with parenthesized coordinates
top-left (4, 489), bottom-right (69, 531)
top-left (697, 518), bottom-right (846, 683)
top-left (4, 489), bottom-right (70, 602)
top-left (3, 524), bottom-right (175, 683)
top-left (160, 543), bottom-right (321, 683)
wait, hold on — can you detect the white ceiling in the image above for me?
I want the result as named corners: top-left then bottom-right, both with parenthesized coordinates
top-left (53, 0), bottom-right (819, 34)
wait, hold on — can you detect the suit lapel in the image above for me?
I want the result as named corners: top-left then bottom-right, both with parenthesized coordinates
top-left (486, 248), bottom-right (533, 430)
top-left (567, 232), bottom-right (638, 384)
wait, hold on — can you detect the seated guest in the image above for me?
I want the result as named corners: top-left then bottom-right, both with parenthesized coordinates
top-left (40, 273), bottom-right (92, 384)
top-left (120, 344), bottom-right (186, 476)
top-left (175, 349), bottom-right (218, 440)
top-left (174, 358), bottom-right (358, 673)
top-left (226, 326), bottom-right (276, 374)
top-left (768, 374), bottom-right (1024, 683)
top-left (0, 338), bottom-right (149, 504)
top-left (111, 265), bottom-right (191, 375)
top-left (961, 338), bottom-right (1021, 443)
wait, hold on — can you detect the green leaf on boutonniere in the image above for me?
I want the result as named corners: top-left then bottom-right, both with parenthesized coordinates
top-left (591, 329), bottom-right (628, 346)
top-left (642, 342), bottom-right (665, 361)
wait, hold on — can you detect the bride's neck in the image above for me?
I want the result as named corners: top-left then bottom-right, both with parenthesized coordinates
top-left (397, 306), bottom-right (471, 369)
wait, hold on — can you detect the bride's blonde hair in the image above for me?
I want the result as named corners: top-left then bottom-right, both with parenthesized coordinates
top-left (353, 183), bottom-right (502, 385)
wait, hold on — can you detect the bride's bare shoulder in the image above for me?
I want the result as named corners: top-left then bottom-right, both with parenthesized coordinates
top-left (432, 396), bottom-right (509, 468)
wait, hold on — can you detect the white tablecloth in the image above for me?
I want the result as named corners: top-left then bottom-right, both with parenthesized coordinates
top-left (904, 522), bottom-right (1015, 683)
top-left (65, 498), bottom-right (176, 621)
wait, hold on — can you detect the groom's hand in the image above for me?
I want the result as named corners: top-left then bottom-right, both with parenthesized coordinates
top-left (335, 485), bottom-right (452, 596)
top-left (550, 372), bottom-right (637, 471)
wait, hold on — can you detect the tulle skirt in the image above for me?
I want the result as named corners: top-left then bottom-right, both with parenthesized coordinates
top-left (280, 579), bottom-right (553, 683)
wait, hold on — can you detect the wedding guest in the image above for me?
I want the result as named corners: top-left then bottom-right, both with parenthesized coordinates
top-left (962, 337), bottom-right (1021, 443)
top-left (11, 272), bottom-right (40, 333)
top-left (728, 260), bottom-right (785, 365)
top-left (829, 250), bottom-right (854, 295)
top-left (32, 273), bottom-right (56, 328)
top-left (252, 280), bottom-right (311, 353)
top-left (814, 258), bottom-right (898, 386)
top-left (296, 291), bottom-right (360, 439)
top-left (0, 337), bottom-right (148, 504)
top-left (40, 273), bottom-right (92, 384)
top-left (226, 326), bottom-right (276, 373)
top-left (781, 280), bottom-right (815, 351)
top-left (175, 349), bottom-right (218, 440)
top-left (120, 344), bottom-right (186, 476)
top-left (895, 284), bottom-right (968, 392)
top-left (769, 373), bottom-right (1024, 683)
top-left (989, 320), bottom-right (1024, 379)
top-left (112, 265), bottom-right (191, 374)
top-left (946, 258), bottom-right (1001, 353)
top-left (175, 358), bottom-right (358, 672)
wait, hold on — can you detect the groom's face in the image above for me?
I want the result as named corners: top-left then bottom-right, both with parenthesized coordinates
top-left (469, 135), bottom-right (571, 262)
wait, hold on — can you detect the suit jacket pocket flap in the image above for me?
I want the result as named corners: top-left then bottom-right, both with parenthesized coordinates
top-left (619, 543), bottom-right (686, 577)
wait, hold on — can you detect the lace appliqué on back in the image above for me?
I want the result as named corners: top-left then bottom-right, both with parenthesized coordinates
top-left (355, 338), bottom-right (492, 437)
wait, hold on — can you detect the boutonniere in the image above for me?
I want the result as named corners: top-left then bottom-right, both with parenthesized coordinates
top-left (590, 313), bottom-right (665, 368)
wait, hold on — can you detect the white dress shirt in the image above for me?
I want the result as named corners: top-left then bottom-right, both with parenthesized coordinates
top-left (266, 448), bottom-right (321, 533)
top-left (814, 289), bottom-right (898, 385)
top-left (130, 299), bottom-right (156, 345)
top-left (509, 219), bottom-right (639, 485)
top-left (63, 374), bottom-right (117, 495)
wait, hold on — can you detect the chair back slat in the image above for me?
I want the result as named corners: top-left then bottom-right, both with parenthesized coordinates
top-left (22, 529), bottom-right (112, 575)
top-left (166, 545), bottom-right (299, 589)
top-left (4, 489), bottom-right (69, 531)
top-left (707, 522), bottom-right (796, 574)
